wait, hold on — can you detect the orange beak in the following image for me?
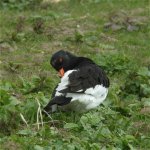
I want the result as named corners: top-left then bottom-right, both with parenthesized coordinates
top-left (59, 68), bottom-right (64, 77)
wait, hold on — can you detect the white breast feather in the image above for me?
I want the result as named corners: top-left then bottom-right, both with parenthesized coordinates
top-left (55, 70), bottom-right (76, 96)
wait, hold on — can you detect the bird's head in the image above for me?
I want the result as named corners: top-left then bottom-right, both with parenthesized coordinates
top-left (50, 50), bottom-right (77, 77)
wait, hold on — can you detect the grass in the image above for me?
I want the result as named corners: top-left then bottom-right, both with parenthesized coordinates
top-left (0, 0), bottom-right (150, 149)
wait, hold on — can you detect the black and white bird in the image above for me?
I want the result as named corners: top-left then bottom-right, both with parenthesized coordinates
top-left (44, 50), bottom-right (109, 113)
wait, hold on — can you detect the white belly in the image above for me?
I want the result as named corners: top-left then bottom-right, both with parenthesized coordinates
top-left (60, 85), bottom-right (108, 112)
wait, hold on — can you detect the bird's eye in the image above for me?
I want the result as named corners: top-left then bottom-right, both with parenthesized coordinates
top-left (52, 58), bottom-right (63, 67)
top-left (59, 57), bottom-right (63, 63)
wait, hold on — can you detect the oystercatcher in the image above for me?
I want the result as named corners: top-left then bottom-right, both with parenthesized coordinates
top-left (44, 50), bottom-right (109, 113)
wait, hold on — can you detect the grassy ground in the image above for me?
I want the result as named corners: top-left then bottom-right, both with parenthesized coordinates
top-left (0, 0), bottom-right (150, 149)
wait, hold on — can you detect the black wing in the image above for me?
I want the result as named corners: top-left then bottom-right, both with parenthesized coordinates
top-left (43, 96), bottom-right (72, 112)
top-left (59, 64), bottom-right (109, 94)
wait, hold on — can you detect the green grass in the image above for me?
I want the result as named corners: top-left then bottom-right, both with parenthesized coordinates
top-left (0, 0), bottom-right (150, 149)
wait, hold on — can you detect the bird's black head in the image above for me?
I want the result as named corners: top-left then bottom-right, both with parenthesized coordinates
top-left (50, 50), bottom-right (78, 76)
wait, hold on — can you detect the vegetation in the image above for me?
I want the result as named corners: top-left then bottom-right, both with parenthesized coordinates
top-left (0, 0), bottom-right (150, 149)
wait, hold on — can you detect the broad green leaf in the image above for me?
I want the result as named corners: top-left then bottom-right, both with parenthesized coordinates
top-left (141, 98), bottom-right (150, 106)
top-left (17, 129), bottom-right (37, 136)
top-left (64, 123), bottom-right (79, 129)
top-left (9, 96), bottom-right (21, 105)
top-left (34, 145), bottom-right (44, 150)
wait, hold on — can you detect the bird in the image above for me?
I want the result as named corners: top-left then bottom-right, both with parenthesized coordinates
top-left (43, 50), bottom-right (110, 113)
